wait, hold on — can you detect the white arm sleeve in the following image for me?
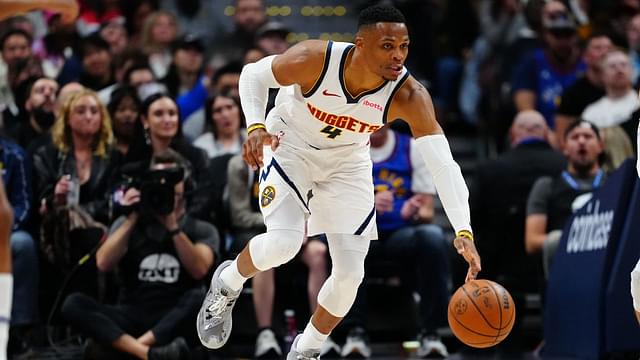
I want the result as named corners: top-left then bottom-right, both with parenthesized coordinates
top-left (238, 55), bottom-right (283, 127)
top-left (415, 134), bottom-right (471, 234)
top-left (631, 258), bottom-right (640, 311)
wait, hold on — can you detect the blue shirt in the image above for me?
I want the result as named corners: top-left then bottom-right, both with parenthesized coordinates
top-left (512, 49), bottom-right (586, 128)
top-left (0, 137), bottom-right (31, 230)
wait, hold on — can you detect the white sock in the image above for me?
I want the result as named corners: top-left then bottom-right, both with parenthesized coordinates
top-left (297, 322), bottom-right (328, 351)
top-left (219, 259), bottom-right (248, 291)
top-left (0, 274), bottom-right (13, 360)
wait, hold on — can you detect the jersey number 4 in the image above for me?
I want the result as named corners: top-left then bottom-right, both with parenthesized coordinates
top-left (321, 125), bottom-right (342, 139)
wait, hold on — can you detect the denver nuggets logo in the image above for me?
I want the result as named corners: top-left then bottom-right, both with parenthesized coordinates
top-left (261, 186), bottom-right (276, 207)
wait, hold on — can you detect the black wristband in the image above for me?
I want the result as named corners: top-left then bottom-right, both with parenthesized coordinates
top-left (168, 227), bottom-right (181, 237)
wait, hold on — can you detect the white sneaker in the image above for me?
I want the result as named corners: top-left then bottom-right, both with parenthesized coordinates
top-left (255, 328), bottom-right (283, 358)
top-left (287, 334), bottom-right (321, 360)
top-left (320, 336), bottom-right (341, 357)
top-left (340, 327), bottom-right (371, 358)
top-left (196, 260), bottom-right (242, 349)
top-left (416, 335), bottom-right (448, 358)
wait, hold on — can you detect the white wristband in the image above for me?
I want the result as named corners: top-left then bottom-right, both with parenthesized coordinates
top-left (239, 55), bottom-right (282, 129)
top-left (631, 258), bottom-right (640, 311)
top-left (415, 134), bottom-right (471, 234)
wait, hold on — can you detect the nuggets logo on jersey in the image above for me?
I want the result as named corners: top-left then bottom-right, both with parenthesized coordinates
top-left (306, 103), bottom-right (381, 134)
top-left (261, 185), bottom-right (276, 207)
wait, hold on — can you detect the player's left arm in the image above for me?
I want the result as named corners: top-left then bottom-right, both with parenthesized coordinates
top-left (388, 76), bottom-right (480, 282)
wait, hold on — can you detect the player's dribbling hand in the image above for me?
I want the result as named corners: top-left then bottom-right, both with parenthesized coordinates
top-left (242, 128), bottom-right (280, 170)
top-left (453, 235), bottom-right (481, 283)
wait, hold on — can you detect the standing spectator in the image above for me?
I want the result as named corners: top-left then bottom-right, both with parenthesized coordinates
top-left (512, 0), bottom-right (585, 131)
top-left (342, 126), bottom-right (451, 358)
top-left (525, 120), bottom-right (605, 278)
top-left (193, 91), bottom-right (245, 159)
top-left (226, 152), bottom-right (333, 358)
top-left (63, 149), bottom-right (218, 360)
top-left (555, 34), bottom-right (612, 149)
top-left (581, 50), bottom-right (637, 171)
top-left (0, 136), bottom-right (37, 358)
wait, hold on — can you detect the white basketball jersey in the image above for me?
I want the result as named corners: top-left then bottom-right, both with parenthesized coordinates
top-left (266, 41), bottom-right (409, 149)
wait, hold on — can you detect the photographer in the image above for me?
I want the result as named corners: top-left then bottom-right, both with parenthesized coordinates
top-left (61, 149), bottom-right (219, 360)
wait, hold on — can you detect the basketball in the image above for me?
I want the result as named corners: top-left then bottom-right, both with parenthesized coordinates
top-left (447, 279), bottom-right (515, 348)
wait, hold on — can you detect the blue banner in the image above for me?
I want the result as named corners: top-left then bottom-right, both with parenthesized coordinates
top-left (544, 160), bottom-right (637, 359)
top-left (604, 177), bottom-right (640, 352)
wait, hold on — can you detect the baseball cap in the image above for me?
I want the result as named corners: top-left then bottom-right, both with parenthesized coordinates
top-left (256, 21), bottom-right (291, 39)
top-left (172, 33), bottom-right (204, 53)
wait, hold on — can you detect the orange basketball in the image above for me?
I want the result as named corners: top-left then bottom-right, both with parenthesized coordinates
top-left (447, 279), bottom-right (515, 348)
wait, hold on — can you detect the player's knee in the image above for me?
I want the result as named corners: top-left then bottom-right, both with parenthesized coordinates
top-left (250, 229), bottom-right (304, 270)
top-left (333, 263), bottom-right (365, 290)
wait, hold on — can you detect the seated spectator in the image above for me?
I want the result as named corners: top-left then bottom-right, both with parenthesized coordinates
top-left (525, 120), bottom-right (605, 278)
top-left (107, 86), bottom-right (141, 156)
top-left (142, 11), bottom-right (179, 79)
top-left (581, 50), bottom-right (637, 171)
top-left (0, 136), bottom-right (38, 357)
top-left (0, 28), bottom-right (33, 121)
top-left (54, 81), bottom-right (84, 116)
top-left (62, 149), bottom-right (218, 360)
top-left (342, 126), bottom-right (451, 358)
top-left (471, 110), bottom-right (565, 349)
top-left (511, 0), bottom-right (585, 131)
top-left (193, 90), bottom-right (245, 159)
top-left (226, 153), bottom-right (332, 358)
top-left (99, 17), bottom-right (129, 57)
top-left (6, 76), bottom-right (59, 152)
top-left (123, 93), bottom-right (209, 218)
top-left (31, 89), bottom-right (115, 306)
top-left (255, 21), bottom-right (290, 56)
top-left (555, 34), bottom-right (612, 149)
top-left (76, 33), bottom-right (116, 92)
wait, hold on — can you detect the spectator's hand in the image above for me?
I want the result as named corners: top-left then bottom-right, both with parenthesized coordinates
top-left (243, 128), bottom-right (280, 171)
top-left (453, 235), bottom-right (481, 283)
top-left (160, 212), bottom-right (179, 233)
top-left (374, 190), bottom-right (394, 214)
top-left (120, 188), bottom-right (141, 207)
top-left (54, 174), bottom-right (71, 196)
top-left (400, 195), bottom-right (425, 220)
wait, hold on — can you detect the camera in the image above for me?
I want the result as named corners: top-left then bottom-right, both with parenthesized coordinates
top-left (139, 167), bottom-right (184, 215)
top-left (119, 162), bottom-right (184, 216)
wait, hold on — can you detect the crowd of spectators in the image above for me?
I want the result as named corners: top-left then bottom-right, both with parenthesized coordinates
top-left (0, 0), bottom-right (639, 359)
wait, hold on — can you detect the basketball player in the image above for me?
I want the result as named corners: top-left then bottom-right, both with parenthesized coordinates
top-left (197, 5), bottom-right (481, 359)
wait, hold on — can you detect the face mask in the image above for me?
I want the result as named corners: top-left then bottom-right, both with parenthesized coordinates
top-left (31, 106), bottom-right (55, 130)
